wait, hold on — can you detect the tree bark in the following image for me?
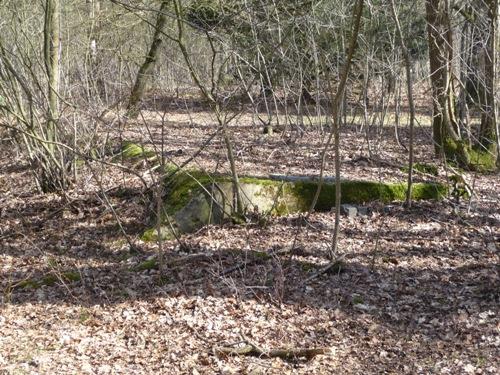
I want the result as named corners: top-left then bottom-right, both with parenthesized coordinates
top-left (44, 0), bottom-right (60, 151)
top-left (42, 0), bottom-right (66, 191)
top-left (330, 0), bottom-right (364, 260)
top-left (389, 0), bottom-right (416, 208)
top-left (127, 1), bottom-right (169, 117)
top-left (425, 0), bottom-right (471, 166)
top-left (480, 0), bottom-right (498, 161)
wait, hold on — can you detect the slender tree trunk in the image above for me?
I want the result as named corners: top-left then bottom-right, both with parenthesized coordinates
top-left (44, 0), bottom-right (60, 152)
top-left (127, 1), bottom-right (169, 117)
top-left (330, 0), bottom-right (364, 260)
top-left (86, 0), bottom-right (105, 102)
top-left (389, 0), bottom-right (416, 208)
top-left (457, 15), bottom-right (472, 142)
top-left (43, 0), bottom-right (65, 191)
top-left (480, 0), bottom-right (498, 161)
top-left (172, 0), bottom-right (243, 215)
top-left (492, 0), bottom-right (500, 168)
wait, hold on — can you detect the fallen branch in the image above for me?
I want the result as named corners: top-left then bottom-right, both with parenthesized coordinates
top-left (219, 247), bottom-right (294, 277)
top-left (213, 340), bottom-right (331, 361)
top-left (304, 259), bottom-right (344, 284)
top-left (132, 253), bottom-right (212, 272)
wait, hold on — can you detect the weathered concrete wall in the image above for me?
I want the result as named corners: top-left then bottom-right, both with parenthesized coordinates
top-left (141, 169), bottom-right (447, 241)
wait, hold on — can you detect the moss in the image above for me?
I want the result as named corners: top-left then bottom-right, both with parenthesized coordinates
top-left (141, 166), bottom-right (221, 241)
top-left (444, 138), bottom-right (471, 167)
top-left (16, 279), bottom-right (40, 289)
top-left (411, 182), bottom-right (448, 200)
top-left (118, 141), bottom-right (155, 160)
top-left (249, 181), bottom-right (289, 215)
top-left (352, 294), bottom-right (364, 305)
top-left (449, 174), bottom-right (471, 199)
top-left (141, 227), bottom-right (175, 242)
top-left (239, 176), bottom-right (279, 186)
top-left (288, 181), bottom-right (331, 211)
top-left (141, 228), bottom-right (156, 242)
top-left (301, 262), bottom-right (315, 272)
top-left (63, 271), bottom-right (82, 282)
top-left (274, 201), bottom-right (289, 216)
top-left (343, 181), bottom-right (405, 204)
top-left (163, 168), bottom-right (215, 215)
top-left (132, 258), bottom-right (158, 272)
top-left (42, 271), bottom-right (80, 286)
top-left (468, 146), bottom-right (497, 172)
top-left (41, 274), bottom-right (58, 286)
top-left (401, 163), bottom-right (439, 176)
top-left (290, 180), bottom-right (446, 210)
top-left (444, 139), bottom-right (497, 172)
top-left (78, 309), bottom-right (91, 324)
top-left (15, 271), bottom-right (81, 290)
top-left (155, 275), bottom-right (171, 286)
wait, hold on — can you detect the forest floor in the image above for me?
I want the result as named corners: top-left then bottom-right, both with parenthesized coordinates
top-left (0, 103), bottom-right (499, 374)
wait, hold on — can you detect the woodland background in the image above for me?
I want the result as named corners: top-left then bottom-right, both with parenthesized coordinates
top-left (0, 0), bottom-right (498, 374)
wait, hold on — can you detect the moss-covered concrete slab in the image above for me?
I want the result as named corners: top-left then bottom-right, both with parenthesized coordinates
top-left (142, 168), bottom-right (448, 241)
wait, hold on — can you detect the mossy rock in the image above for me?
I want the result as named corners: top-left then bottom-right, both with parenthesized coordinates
top-left (141, 167), bottom-right (448, 241)
top-left (116, 141), bottom-right (155, 160)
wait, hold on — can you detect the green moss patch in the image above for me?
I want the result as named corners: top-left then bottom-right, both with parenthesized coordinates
top-left (140, 226), bottom-right (176, 242)
top-left (468, 146), bottom-right (497, 172)
top-left (14, 271), bottom-right (81, 290)
top-left (132, 258), bottom-right (158, 272)
top-left (163, 167), bottom-right (216, 215)
top-left (290, 180), bottom-right (446, 210)
top-left (117, 141), bottom-right (155, 160)
top-left (401, 163), bottom-right (438, 176)
top-left (444, 139), bottom-right (497, 172)
top-left (352, 294), bottom-right (364, 305)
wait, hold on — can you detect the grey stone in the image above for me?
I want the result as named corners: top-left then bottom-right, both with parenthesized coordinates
top-left (357, 206), bottom-right (369, 216)
top-left (383, 205), bottom-right (394, 213)
top-left (340, 204), bottom-right (358, 218)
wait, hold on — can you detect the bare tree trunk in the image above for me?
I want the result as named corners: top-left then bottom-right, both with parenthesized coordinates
top-left (86, 0), bottom-right (106, 103)
top-left (330, 0), bottom-right (364, 260)
top-left (44, 0), bottom-right (60, 153)
top-left (389, 0), bottom-right (416, 208)
top-left (480, 0), bottom-right (499, 164)
top-left (127, 1), bottom-right (169, 117)
top-left (492, 0), bottom-right (500, 168)
top-left (425, 0), bottom-right (471, 166)
top-left (42, 0), bottom-right (65, 191)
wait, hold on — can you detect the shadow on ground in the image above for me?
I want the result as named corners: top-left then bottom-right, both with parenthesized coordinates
top-left (2, 194), bottom-right (498, 349)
